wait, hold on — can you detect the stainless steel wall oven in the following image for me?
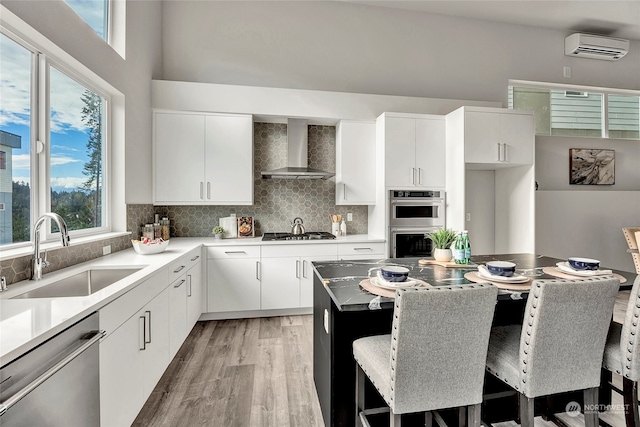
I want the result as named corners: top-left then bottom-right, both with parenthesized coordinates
top-left (389, 190), bottom-right (445, 258)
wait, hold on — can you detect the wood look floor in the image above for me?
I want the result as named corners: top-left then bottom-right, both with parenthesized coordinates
top-left (134, 306), bottom-right (633, 427)
top-left (133, 315), bottom-right (324, 427)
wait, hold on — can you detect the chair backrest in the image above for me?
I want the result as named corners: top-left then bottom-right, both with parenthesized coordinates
top-left (390, 283), bottom-right (498, 414)
top-left (520, 277), bottom-right (620, 398)
top-left (620, 275), bottom-right (640, 381)
top-left (622, 227), bottom-right (640, 274)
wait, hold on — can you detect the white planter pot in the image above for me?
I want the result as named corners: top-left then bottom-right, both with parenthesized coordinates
top-left (433, 248), bottom-right (453, 262)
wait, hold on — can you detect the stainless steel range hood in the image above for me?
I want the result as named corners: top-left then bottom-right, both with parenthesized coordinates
top-left (261, 118), bottom-right (335, 180)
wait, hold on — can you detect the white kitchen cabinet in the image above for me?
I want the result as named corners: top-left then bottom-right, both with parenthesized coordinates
top-left (460, 107), bottom-right (534, 166)
top-left (207, 246), bottom-right (261, 312)
top-left (379, 113), bottom-right (446, 189)
top-left (186, 256), bottom-right (203, 329)
top-left (335, 121), bottom-right (376, 205)
top-left (100, 286), bottom-right (169, 427)
top-left (337, 242), bottom-right (386, 260)
top-left (153, 111), bottom-right (253, 205)
top-left (445, 106), bottom-right (535, 255)
top-left (168, 274), bottom-right (188, 359)
top-left (261, 244), bottom-right (337, 310)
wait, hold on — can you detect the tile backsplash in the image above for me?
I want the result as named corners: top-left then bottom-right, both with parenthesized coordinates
top-left (1, 123), bottom-right (368, 286)
top-left (152, 123), bottom-right (368, 237)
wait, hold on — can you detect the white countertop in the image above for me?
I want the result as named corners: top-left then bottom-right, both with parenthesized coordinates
top-left (0, 234), bottom-right (383, 366)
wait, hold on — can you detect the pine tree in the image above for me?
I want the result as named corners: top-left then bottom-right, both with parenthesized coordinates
top-left (80, 90), bottom-right (103, 227)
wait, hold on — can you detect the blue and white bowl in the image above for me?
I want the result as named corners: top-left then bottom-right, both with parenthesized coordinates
top-left (486, 261), bottom-right (516, 277)
top-left (568, 257), bottom-right (600, 271)
top-left (380, 266), bottom-right (410, 282)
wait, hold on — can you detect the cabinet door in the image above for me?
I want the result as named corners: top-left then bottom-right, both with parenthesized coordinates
top-left (154, 113), bottom-right (205, 203)
top-left (500, 112), bottom-right (534, 164)
top-left (260, 257), bottom-right (301, 310)
top-left (100, 314), bottom-right (145, 427)
top-left (207, 258), bottom-right (261, 312)
top-left (205, 115), bottom-right (254, 205)
top-left (186, 261), bottom-right (203, 329)
top-left (336, 121), bottom-right (376, 205)
top-left (415, 118), bottom-right (446, 188)
top-left (464, 111), bottom-right (501, 164)
top-left (142, 287), bottom-right (170, 398)
top-left (385, 117), bottom-right (417, 187)
top-left (168, 275), bottom-right (188, 359)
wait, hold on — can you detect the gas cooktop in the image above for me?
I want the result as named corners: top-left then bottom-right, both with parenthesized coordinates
top-left (262, 232), bottom-right (337, 241)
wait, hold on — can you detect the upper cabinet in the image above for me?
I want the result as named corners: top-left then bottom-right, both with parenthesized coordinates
top-left (153, 112), bottom-right (254, 205)
top-left (378, 113), bottom-right (446, 189)
top-left (335, 120), bottom-right (376, 205)
top-left (450, 107), bottom-right (534, 167)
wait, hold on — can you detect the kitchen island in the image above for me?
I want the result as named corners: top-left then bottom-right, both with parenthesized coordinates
top-left (312, 254), bottom-right (635, 427)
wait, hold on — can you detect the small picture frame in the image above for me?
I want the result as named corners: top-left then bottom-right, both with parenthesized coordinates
top-left (237, 216), bottom-right (254, 238)
top-left (569, 148), bottom-right (615, 185)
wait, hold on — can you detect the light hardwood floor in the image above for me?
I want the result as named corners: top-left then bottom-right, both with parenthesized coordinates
top-left (133, 315), bottom-right (324, 427)
top-left (134, 313), bottom-right (631, 427)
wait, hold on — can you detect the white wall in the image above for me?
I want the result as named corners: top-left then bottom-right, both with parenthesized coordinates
top-left (161, 1), bottom-right (640, 105)
top-left (2, 0), bottom-right (163, 204)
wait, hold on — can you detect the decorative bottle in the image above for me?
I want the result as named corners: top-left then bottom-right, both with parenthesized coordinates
top-left (462, 230), bottom-right (471, 264)
top-left (453, 232), bottom-right (466, 264)
top-left (340, 219), bottom-right (347, 236)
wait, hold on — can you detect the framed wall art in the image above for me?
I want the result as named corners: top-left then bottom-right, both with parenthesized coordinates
top-left (569, 148), bottom-right (615, 185)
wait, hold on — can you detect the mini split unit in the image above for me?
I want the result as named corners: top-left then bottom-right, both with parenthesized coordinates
top-left (565, 33), bottom-right (629, 61)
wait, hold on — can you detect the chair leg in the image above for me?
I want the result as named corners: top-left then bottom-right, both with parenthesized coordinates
top-left (622, 377), bottom-right (640, 427)
top-left (425, 411), bottom-right (433, 427)
top-left (355, 363), bottom-right (365, 427)
top-left (390, 409), bottom-right (401, 427)
top-left (458, 406), bottom-right (466, 427)
top-left (583, 387), bottom-right (599, 427)
top-left (519, 394), bottom-right (535, 427)
top-left (467, 403), bottom-right (481, 427)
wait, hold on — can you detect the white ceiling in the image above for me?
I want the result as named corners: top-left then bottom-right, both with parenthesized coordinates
top-left (344, 1), bottom-right (640, 41)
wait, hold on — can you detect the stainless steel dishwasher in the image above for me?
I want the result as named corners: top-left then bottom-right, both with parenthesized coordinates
top-left (0, 312), bottom-right (104, 426)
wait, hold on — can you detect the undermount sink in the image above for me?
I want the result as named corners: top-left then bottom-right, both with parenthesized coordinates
top-left (13, 268), bottom-right (144, 299)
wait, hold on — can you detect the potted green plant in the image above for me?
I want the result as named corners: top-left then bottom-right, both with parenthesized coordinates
top-left (212, 225), bottom-right (224, 239)
top-left (425, 228), bottom-right (457, 262)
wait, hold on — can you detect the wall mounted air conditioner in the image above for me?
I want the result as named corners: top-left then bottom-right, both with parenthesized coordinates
top-left (565, 33), bottom-right (629, 61)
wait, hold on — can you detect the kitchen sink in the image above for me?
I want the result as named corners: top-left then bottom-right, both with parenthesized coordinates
top-left (12, 267), bottom-right (144, 299)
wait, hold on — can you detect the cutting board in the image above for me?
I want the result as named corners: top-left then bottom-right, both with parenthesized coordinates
top-left (418, 259), bottom-right (477, 268)
top-left (219, 217), bottom-right (237, 238)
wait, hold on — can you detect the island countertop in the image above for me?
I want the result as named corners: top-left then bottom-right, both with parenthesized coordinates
top-left (313, 253), bottom-right (636, 312)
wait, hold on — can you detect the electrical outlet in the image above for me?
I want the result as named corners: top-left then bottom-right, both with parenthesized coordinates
top-left (563, 66), bottom-right (571, 78)
top-left (102, 245), bottom-right (111, 256)
top-left (466, 213), bottom-right (471, 222)
top-left (347, 213), bottom-right (353, 221)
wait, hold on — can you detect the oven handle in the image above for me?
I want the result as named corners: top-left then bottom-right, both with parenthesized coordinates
top-left (390, 227), bottom-right (440, 233)
top-left (0, 329), bottom-right (106, 417)
top-left (390, 199), bottom-right (444, 205)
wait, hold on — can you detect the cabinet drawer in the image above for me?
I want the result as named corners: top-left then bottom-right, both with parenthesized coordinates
top-left (207, 245), bottom-right (260, 259)
top-left (168, 256), bottom-right (189, 284)
top-left (99, 268), bottom-right (169, 337)
top-left (337, 242), bottom-right (385, 257)
top-left (261, 243), bottom-right (337, 258)
top-left (184, 247), bottom-right (202, 271)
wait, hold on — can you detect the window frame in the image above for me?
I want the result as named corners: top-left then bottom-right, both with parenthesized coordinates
top-left (508, 79), bottom-right (640, 140)
top-left (1, 22), bottom-right (115, 249)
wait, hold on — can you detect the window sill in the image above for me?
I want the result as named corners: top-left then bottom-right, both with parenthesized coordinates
top-left (0, 231), bottom-right (131, 262)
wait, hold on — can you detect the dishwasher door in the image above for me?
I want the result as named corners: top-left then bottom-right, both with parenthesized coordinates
top-left (0, 312), bottom-right (103, 427)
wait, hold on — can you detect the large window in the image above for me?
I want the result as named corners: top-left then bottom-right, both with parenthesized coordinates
top-left (509, 81), bottom-right (640, 140)
top-left (0, 30), bottom-right (109, 248)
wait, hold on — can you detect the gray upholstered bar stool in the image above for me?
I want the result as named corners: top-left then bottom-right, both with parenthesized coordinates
top-left (485, 277), bottom-right (620, 427)
top-left (602, 274), bottom-right (640, 427)
top-left (353, 283), bottom-right (499, 427)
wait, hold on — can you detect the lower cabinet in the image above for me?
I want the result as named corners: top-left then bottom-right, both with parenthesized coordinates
top-left (207, 246), bottom-right (261, 312)
top-left (337, 242), bottom-right (386, 260)
top-left (168, 275), bottom-right (188, 358)
top-left (261, 244), bottom-right (338, 310)
top-left (186, 259), bottom-right (203, 328)
top-left (100, 285), bottom-right (170, 427)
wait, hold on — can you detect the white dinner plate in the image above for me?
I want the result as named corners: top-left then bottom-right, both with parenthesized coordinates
top-left (370, 276), bottom-right (420, 290)
top-left (556, 262), bottom-right (613, 276)
top-left (477, 265), bottom-right (530, 283)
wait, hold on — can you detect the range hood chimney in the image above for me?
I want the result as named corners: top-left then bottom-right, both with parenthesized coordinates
top-left (261, 118), bottom-right (335, 180)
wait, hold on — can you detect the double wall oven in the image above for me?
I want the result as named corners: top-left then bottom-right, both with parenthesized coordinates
top-left (389, 190), bottom-right (445, 258)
